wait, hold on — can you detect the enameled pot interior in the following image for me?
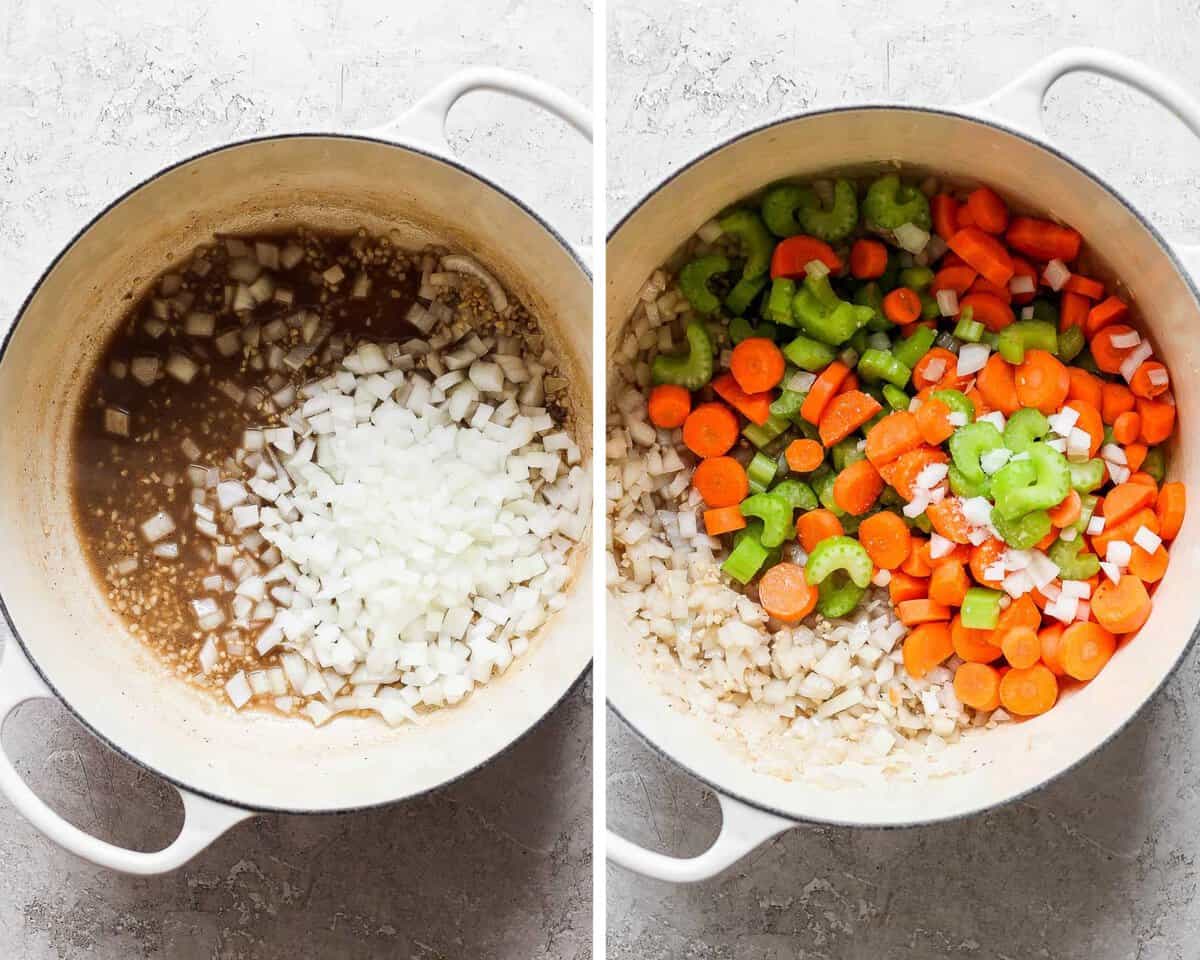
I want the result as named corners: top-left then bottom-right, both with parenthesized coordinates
top-left (607, 107), bottom-right (1200, 826)
top-left (0, 135), bottom-right (592, 813)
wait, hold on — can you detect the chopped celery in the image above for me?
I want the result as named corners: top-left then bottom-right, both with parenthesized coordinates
top-left (961, 587), bottom-right (1003, 629)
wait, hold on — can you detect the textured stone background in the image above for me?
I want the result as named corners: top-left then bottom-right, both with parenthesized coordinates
top-left (0, 1), bottom-right (591, 958)
top-left (606, 2), bottom-right (1200, 958)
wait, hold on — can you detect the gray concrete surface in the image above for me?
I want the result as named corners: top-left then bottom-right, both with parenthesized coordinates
top-left (0, 1), bottom-right (591, 958)
top-left (606, 2), bottom-right (1200, 957)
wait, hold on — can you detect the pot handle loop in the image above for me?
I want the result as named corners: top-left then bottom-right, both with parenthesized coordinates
top-left (974, 46), bottom-right (1200, 281)
top-left (369, 67), bottom-right (592, 152)
top-left (607, 791), bottom-right (794, 883)
top-left (0, 643), bottom-right (252, 874)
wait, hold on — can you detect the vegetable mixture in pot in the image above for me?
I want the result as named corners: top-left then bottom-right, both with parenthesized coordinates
top-left (74, 229), bottom-right (587, 726)
top-left (608, 171), bottom-right (1185, 779)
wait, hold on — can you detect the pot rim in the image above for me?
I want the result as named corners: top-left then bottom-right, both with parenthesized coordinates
top-left (606, 102), bottom-right (1200, 829)
top-left (0, 130), bottom-right (592, 816)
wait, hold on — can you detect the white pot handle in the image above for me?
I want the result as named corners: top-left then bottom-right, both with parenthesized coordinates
top-left (972, 46), bottom-right (1200, 277)
top-left (0, 643), bottom-right (253, 874)
top-left (607, 791), bottom-right (794, 883)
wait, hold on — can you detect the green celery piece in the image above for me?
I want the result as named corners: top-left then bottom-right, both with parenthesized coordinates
top-left (1003, 408), bottom-right (1049, 454)
top-left (723, 531), bottom-right (770, 584)
top-left (1048, 536), bottom-right (1101, 581)
top-left (743, 413), bottom-right (790, 449)
top-left (817, 573), bottom-right (866, 618)
top-left (725, 275), bottom-right (767, 316)
top-left (678, 255), bottom-right (730, 314)
top-left (764, 277), bottom-right (796, 326)
top-left (900, 266), bottom-right (935, 291)
top-left (991, 508), bottom-right (1052, 549)
top-left (792, 273), bottom-right (875, 346)
top-left (651, 321), bottom-right (715, 389)
top-left (961, 587), bottom-right (1003, 630)
top-left (771, 479), bottom-right (818, 511)
top-left (932, 389), bottom-right (974, 422)
top-left (997, 320), bottom-right (1057, 365)
top-left (948, 419), bottom-right (1003, 488)
top-left (729, 315), bottom-right (754, 344)
top-left (747, 451), bottom-right (778, 490)
top-left (770, 388), bottom-right (806, 419)
top-left (805, 535), bottom-right (874, 588)
top-left (882, 383), bottom-right (910, 411)
top-left (892, 325), bottom-right (937, 370)
top-left (857, 348), bottom-right (912, 388)
top-left (990, 444), bottom-right (1071, 521)
top-left (863, 173), bottom-right (932, 231)
top-left (718, 209), bottom-right (773, 279)
top-left (853, 281), bottom-right (893, 332)
top-left (782, 332), bottom-right (837, 371)
top-left (1142, 446), bottom-right (1166, 483)
top-left (1058, 324), bottom-right (1085, 363)
top-left (1030, 299), bottom-right (1060, 327)
top-left (954, 316), bottom-right (986, 342)
top-left (739, 492), bottom-right (794, 548)
top-left (1068, 458), bottom-right (1106, 493)
top-left (832, 438), bottom-right (866, 472)
top-left (810, 467), bottom-right (844, 517)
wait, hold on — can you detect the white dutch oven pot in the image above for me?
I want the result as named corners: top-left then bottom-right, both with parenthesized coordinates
top-left (608, 48), bottom-right (1200, 882)
top-left (0, 68), bottom-right (592, 874)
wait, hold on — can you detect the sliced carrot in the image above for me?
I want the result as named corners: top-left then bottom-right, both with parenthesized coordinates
top-left (1129, 543), bottom-right (1169, 583)
top-left (976, 353), bottom-right (1020, 414)
top-left (1060, 621), bottom-right (1117, 681)
top-left (902, 621), bottom-right (954, 679)
top-left (970, 539), bottom-right (1006, 588)
top-left (1039, 623), bottom-right (1068, 677)
top-left (999, 664), bottom-right (1059, 716)
top-left (1101, 482), bottom-right (1156, 526)
top-left (956, 203), bottom-right (976, 229)
top-left (729, 338), bottom-right (786, 394)
top-left (703, 505), bottom-right (747, 536)
top-left (952, 613), bottom-right (1002, 663)
top-left (931, 194), bottom-right (960, 241)
top-left (799, 361), bottom-right (850, 425)
top-left (931, 264), bottom-right (978, 296)
top-left (1063, 274), bottom-right (1105, 299)
top-left (1034, 528), bottom-right (1059, 551)
top-left (864, 410), bottom-right (922, 467)
top-left (857, 511), bottom-right (912, 570)
top-left (898, 598), bottom-right (952, 626)
top-left (1112, 411), bottom-right (1141, 445)
top-left (968, 276), bottom-right (1012, 304)
top-left (1091, 575), bottom-right (1152, 634)
top-left (959, 292), bottom-right (1015, 332)
top-left (1006, 217), bottom-right (1082, 263)
top-left (1000, 626), bottom-right (1041, 669)
top-left (997, 594), bottom-right (1041, 635)
top-left (796, 508), bottom-right (843, 553)
top-left (1124, 442), bottom-right (1148, 472)
top-left (1090, 324), bottom-right (1139, 374)
top-left (770, 235), bottom-right (843, 279)
top-left (1092, 507), bottom-right (1158, 556)
top-left (818, 390), bottom-right (883, 447)
top-left (784, 438), bottom-right (825, 473)
top-left (1086, 295), bottom-right (1129, 338)
top-left (1157, 482), bottom-right (1186, 540)
top-left (932, 542), bottom-right (972, 568)
top-left (1059, 290), bottom-right (1091, 333)
top-left (711, 372), bottom-right (772, 425)
top-left (692, 456), bottom-right (749, 507)
top-left (965, 387), bottom-right (992, 419)
top-left (955, 662), bottom-right (1003, 711)
top-left (1136, 397), bottom-right (1176, 444)
top-left (1066, 367), bottom-right (1104, 411)
top-left (1015, 349), bottom-right (1069, 415)
top-left (883, 287), bottom-right (922, 325)
top-left (682, 403), bottom-right (739, 458)
top-left (647, 384), bottom-right (692, 429)
top-left (929, 561), bottom-right (970, 607)
top-left (849, 238), bottom-right (889, 279)
top-left (901, 537), bottom-right (933, 577)
top-left (912, 347), bottom-right (961, 391)
top-left (1130, 361), bottom-right (1169, 400)
top-left (1047, 489), bottom-right (1081, 528)
top-left (927, 497), bottom-right (972, 544)
top-left (948, 227), bottom-right (1014, 287)
top-left (883, 446), bottom-right (950, 500)
top-left (1065, 400), bottom-right (1103, 458)
top-left (1129, 471), bottom-right (1158, 487)
top-left (965, 186), bottom-right (1009, 235)
top-left (835, 372), bottom-right (861, 395)
top-left (889, 570), bottom-right (929, 604)
top-left (758, 562), bottom-right (819, 624)
top-left (832, 460), bottom-right (883, 516)
top-left (1101, 382), bottom-right (1136, 424)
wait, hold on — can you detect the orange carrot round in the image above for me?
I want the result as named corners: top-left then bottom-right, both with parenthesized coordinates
top-left (1086, 295), bottom-right (1129, 337)
top-left (970, 539), bottom-right (1007, 589)
top-left (784, 438), bottom-right (825, 473)
top-left (857, 511), bottom-right (912, 570)
top-left (1000, 626), bottom-right (1041, 669)
top-left (889, 571), bottom-right (929, 605)
top-left (796, 508), bottom-right (843, 553)
top-left (1090, 324), bottom-right (1139, 374)
top-left (692, 456), bottom-right (749, 507)
top-left (976, 353), bottom-right (1020, 414)
top-left (799, 361), bottom-right (850, 425)
top-left (1129, 361), bottom-right (1169, 400)
top-left (832, 459), bottom-right (884, 516)
top-left (926, 497), bottom-right (972, 544)
top-left (1047, 489), bottom-right (1081, 528)
top-left (730, 337), bottom-right (786, 394)
top-left (948, 227), bottom-right (1014, 287)
top-left (849, 238), bottom-right (888, 279)
top-left (902, 621), bottom-right (954, 679)
top-left (1064, 274), bottom-right (1105, 299)
top-left (704, 505), bottom-right (747, 536)
top-left (1067, 367), bottom-right (1104, 410)
top-left (954, 662), bottom-right (1002, 711)
top-left (897, 598), bottom-right (952, 626)
top-left (1039, 623), bottom-right (1068, 676)
top-left (931, 194), bottom-right (960, 241)
top-left (959, 292), bottom-right (1015, 332)
top-left (647, 384), bottom-right (692, 429)
top-left (1060, 621), bottom-right (1117, 681)
top-left (912, 347), bottom-right (960, 391)
top-left (1060, 291), bottom-right (1091, 332)
top-left (865, 411), bottom-right (922, 467)
top-left (883, 287), bottom-right (922, 325)
top-left (931, 264), bottom-right (977, 296)
top-left (965, 186), bottom-right (1009, 235)
top-left (682, 403), bottom-right (739, 458)
top-left (1129, 544), bottom-right (1169, 583)
top-left (758, 562), bottom-right (818, 624)
top-left (1136, 397), bottom-right (1175, 444)
top-left (951, 614), bottom-right (1002, 663)
top-left (929, 561), bottom-right (969, 607)
top-left (1157, 482), bottom-right (1186, 540)
top-left (999, 664), bottom-right (1059, 716)
top-left (1015, 349), bottom-right (1069, 415)
top-left (916, 397), bottom-right (955, 445)
top-left (1101, 382), bottom-right (1136, 424)
top-left (1112, 411), bottom-right (1141, 445)
top-left (1091, 575), bottom-right (1152, 635)
top-left (818, 391), bottom-right (883, 447)
top-left (1101, 482), bottom-right (1156, 526)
